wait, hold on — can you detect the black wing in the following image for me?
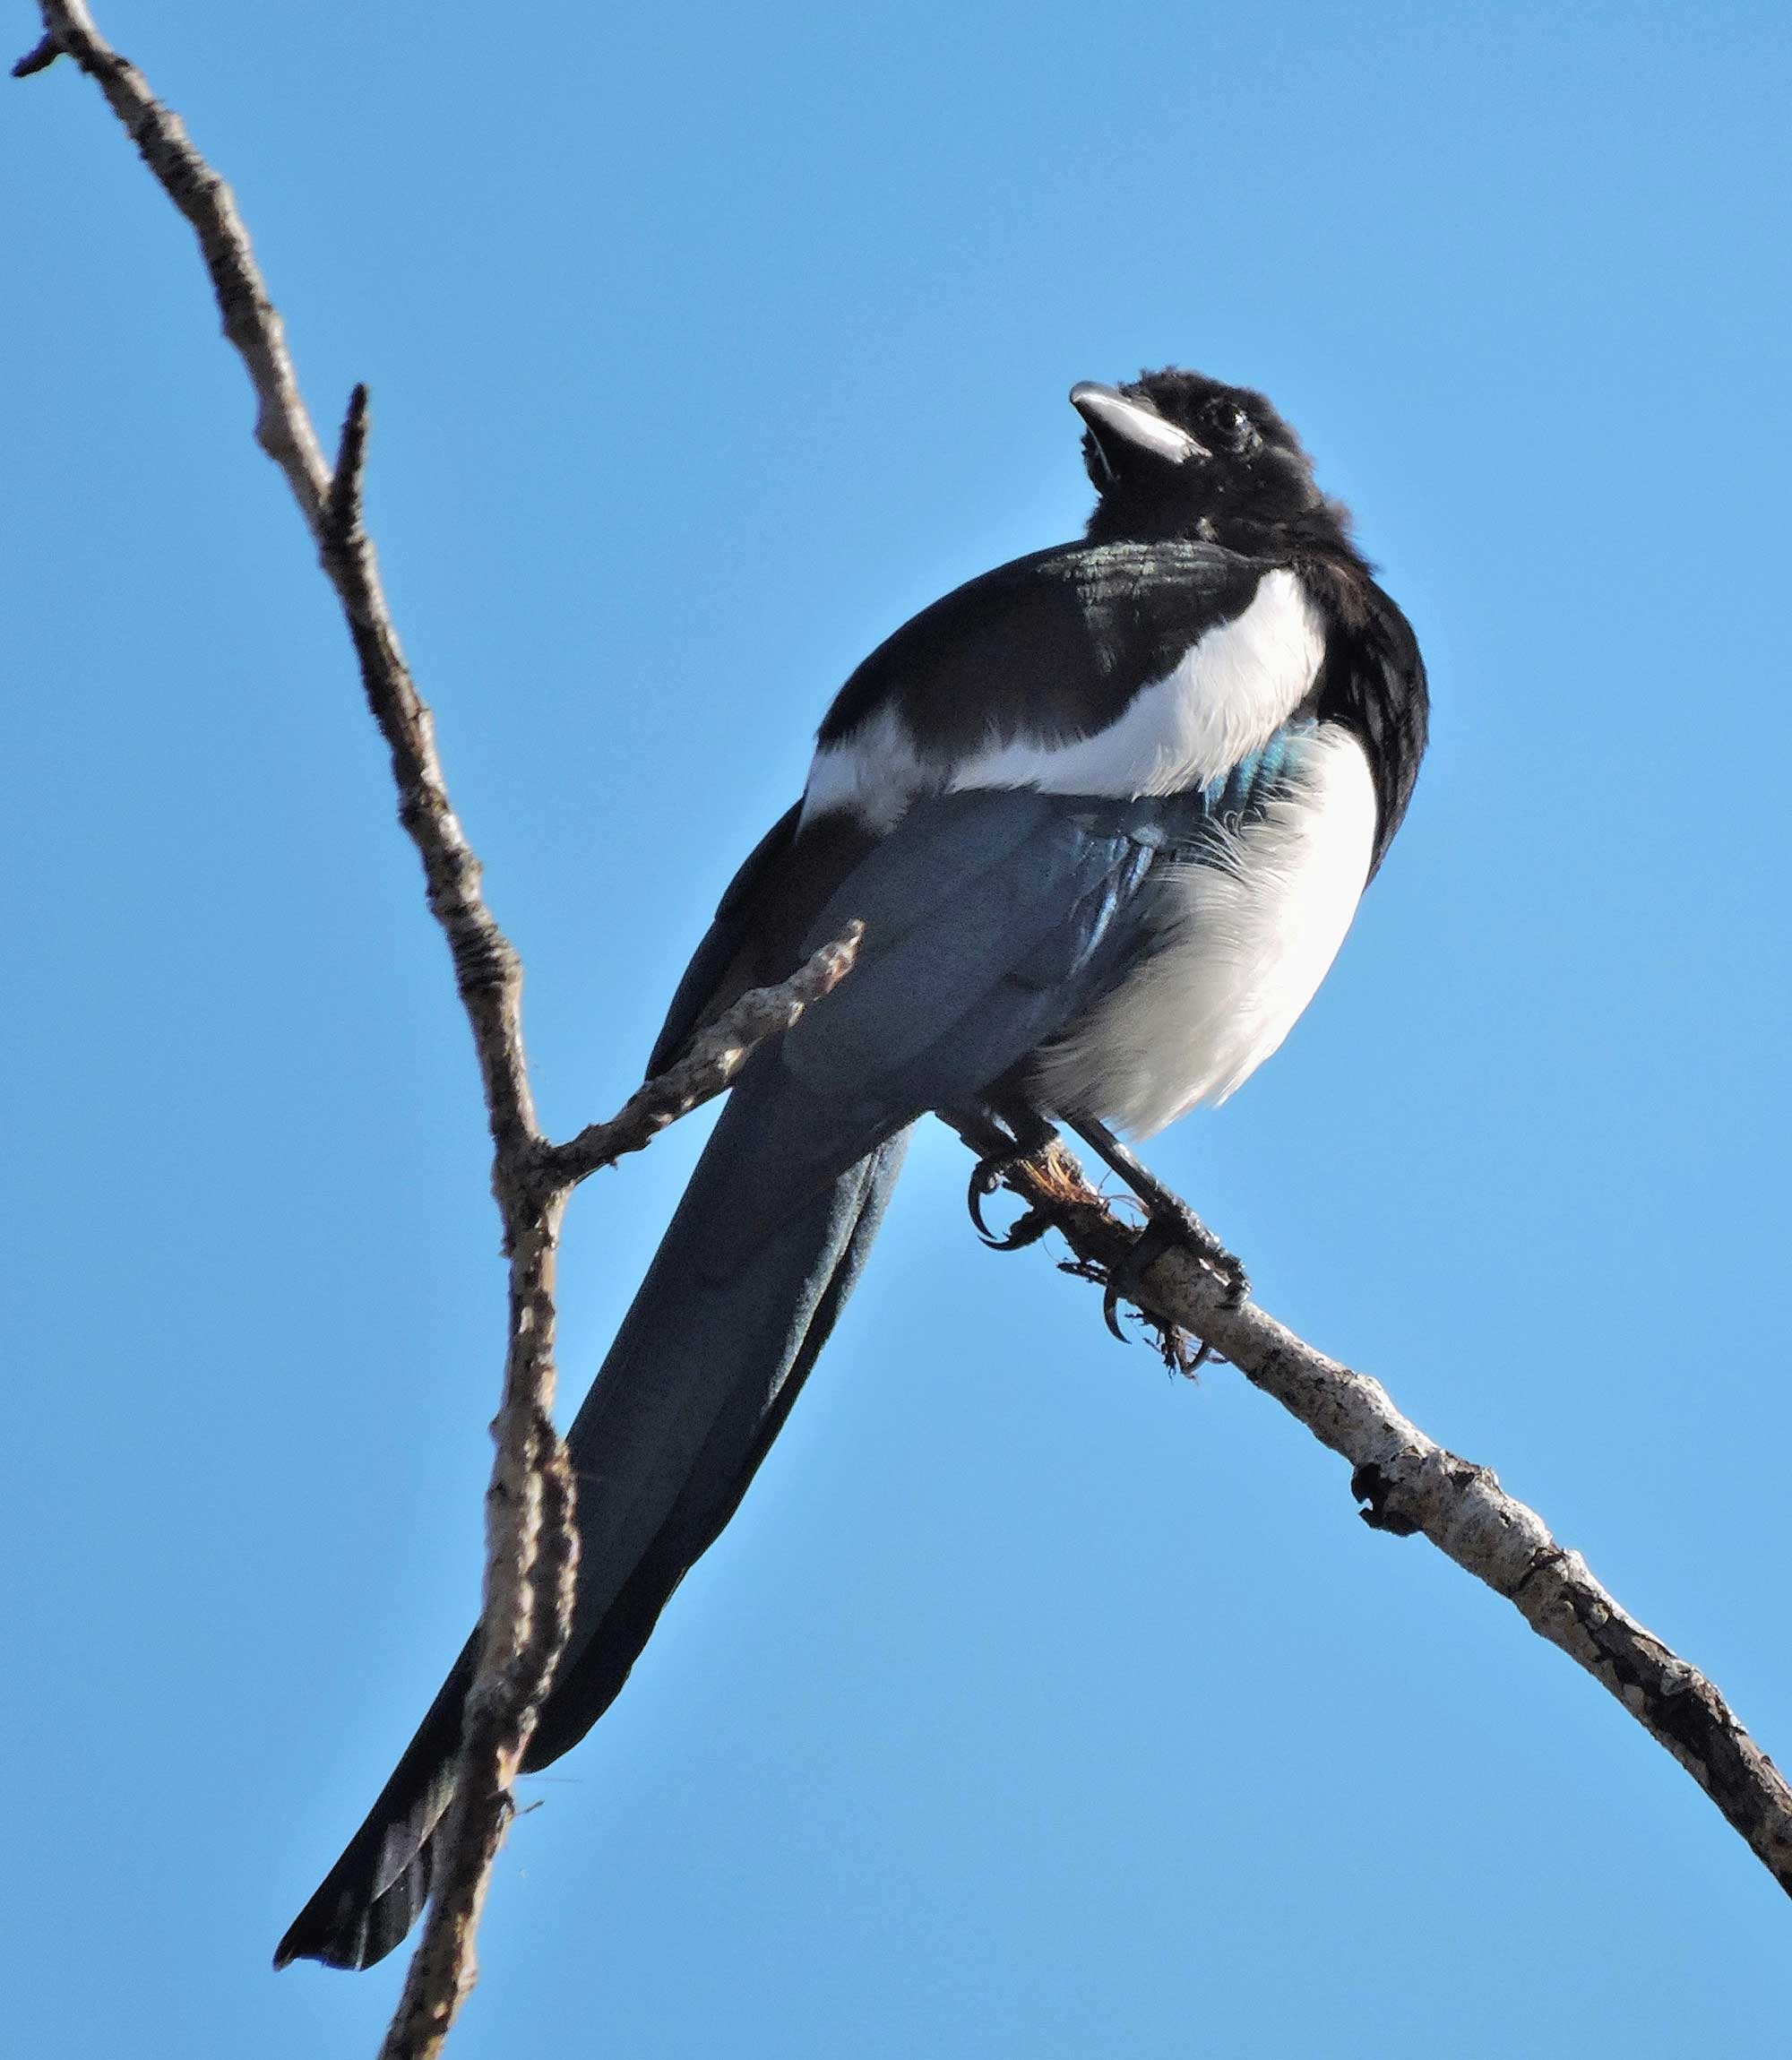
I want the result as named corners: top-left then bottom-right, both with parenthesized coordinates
top-left (817, 537), bottom-right (1270, 758)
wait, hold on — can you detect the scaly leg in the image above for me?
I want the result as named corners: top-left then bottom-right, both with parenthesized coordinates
top-left (1063, 1114), bottom-right (1250, 1306)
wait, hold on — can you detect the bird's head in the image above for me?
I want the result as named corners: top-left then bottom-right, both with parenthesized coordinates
top-left (1073, 367), bottom-right (1351, 553)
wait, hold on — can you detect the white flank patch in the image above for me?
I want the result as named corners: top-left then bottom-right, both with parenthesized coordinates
top-left (1030, 723), bottom-right (1376, 1137)
top-left (800, 703), bottom-right (931, 833)
top-left (948, 566), bottom-right (1324, 800)
top-left (798, 567), bottom-right (1325, 833)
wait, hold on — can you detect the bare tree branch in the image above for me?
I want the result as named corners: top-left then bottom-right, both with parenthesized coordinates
top-left (979, 1140), bottom-right (1792, 1900)
top-left (14, 4), bottom-right (333, 520)
top-left (13, 8), bottom-right (861, 2054)
top-left (20, 5), bottom-right (1792, 2055)
top-left (545, 922), bottom-right (866, 1185)
top-left (375, 1194), bottom-right (575, 2060)
top-left (15, 9), bottom-right (568, 2047)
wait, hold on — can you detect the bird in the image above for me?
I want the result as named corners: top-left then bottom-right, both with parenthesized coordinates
top-left (276, 366), bottom-right (1429, 1971)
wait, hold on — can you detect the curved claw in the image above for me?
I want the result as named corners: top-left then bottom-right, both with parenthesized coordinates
top-left (1213, 1257), bottom-right (1251, 1307)
top-left (1102, 1280), bottom-right (1129, 1343)
top-left (968, 1154), bottom-right (1056, 1252)
top-left (968, 1163), bottom-right (1035, 1249)
top-left (967, 1161), bottom-right (1002, 1244)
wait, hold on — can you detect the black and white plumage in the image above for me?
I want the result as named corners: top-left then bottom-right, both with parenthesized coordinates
top-left (277, 367), bottom-right (1428, 1972)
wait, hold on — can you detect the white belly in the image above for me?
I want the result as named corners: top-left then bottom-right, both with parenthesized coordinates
top-left (1030, 722), bottom-right (1377, 1137)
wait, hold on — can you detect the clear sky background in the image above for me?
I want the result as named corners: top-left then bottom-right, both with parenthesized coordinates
top-left (5, 3), bottom-right (1790, 2054)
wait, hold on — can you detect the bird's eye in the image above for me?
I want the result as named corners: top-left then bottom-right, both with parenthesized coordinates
top-left (1230, 406), bottom-right (1261, 453)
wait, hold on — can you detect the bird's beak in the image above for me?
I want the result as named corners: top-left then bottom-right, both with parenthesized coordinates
top-left (1070, 382), bottom-right (1209, 478)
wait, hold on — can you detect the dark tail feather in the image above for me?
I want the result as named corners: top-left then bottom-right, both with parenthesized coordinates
top-left (272, 1649), bottom-right (472, 1971)
top-left (276, 1081), bottom-right (909, 1971)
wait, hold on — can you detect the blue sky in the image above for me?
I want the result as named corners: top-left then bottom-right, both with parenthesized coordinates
top-left (5, 1), bottom-right (1791, 2053)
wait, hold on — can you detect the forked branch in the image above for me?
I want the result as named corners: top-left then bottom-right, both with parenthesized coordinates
top-left (14, 7), bottom-right (858, 2056)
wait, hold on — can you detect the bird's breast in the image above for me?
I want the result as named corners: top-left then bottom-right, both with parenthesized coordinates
top-left (1029, 721), bottom-right (1377, 1137)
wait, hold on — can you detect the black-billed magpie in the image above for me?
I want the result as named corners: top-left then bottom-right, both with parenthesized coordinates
top-left (277, 368), bottom-right (1428, 1971)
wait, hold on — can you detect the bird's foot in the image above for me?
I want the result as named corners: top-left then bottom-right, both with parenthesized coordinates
top-left (966, 1133), bottom-right (1064, 1252)
top-left (1057, 1114), bottom-right (1248, 1369)
top-left (1092, 1201), bottom-right (1247, 1375)
top-left (1118, 1197), bottom-right (1250, 1310)
top-left (1062, 1115), bottom-right (1249, 1305)
top-left (948, 1101), bottom-right (1064, 1250)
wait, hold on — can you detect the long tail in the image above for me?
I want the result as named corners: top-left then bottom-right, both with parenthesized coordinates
top-left (275, 1075), bottom-right (910, 1971)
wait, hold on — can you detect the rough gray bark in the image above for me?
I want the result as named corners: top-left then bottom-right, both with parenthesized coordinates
top-left (980, 1141), bottom-right (1792, 1897)
top-left (13, 8), bottom-right (862, 2055)
top-left (17, 7), bottom-right (1791, 2057)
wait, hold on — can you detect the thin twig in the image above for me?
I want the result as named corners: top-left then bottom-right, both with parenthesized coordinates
top-left (16, 8), bottom-right (740, 2055)
top-left (376, 1197), bottom-right (574, 2059)
top-left (981, 1139), bottom-right (1792, 1900)
top-left (17, 8), bottom-right (561, 2043)
top-left (19, 34), bottom-right (875, 2046)
top-left (545, 922), bottom-right (866, 1185)
top-left (14, 4), bottom-right (333, 522)
top-left (12, 25), bottom-right (55, 72)
top-left (375, 931), bottom-right (865, 2047)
